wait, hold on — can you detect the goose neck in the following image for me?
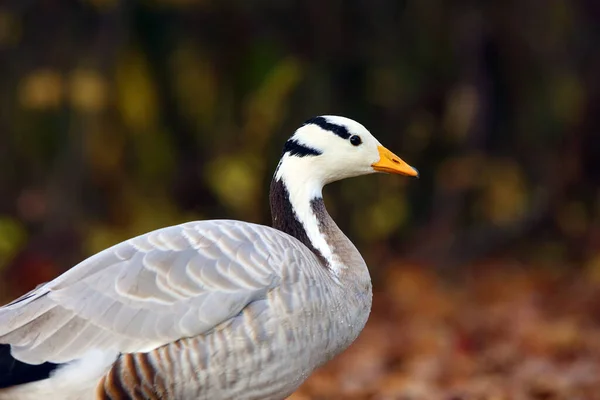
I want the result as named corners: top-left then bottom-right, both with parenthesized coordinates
top-left (269, 176), bottom-right (329, 259)
top-left (270, 170), bottom-right (365, 279)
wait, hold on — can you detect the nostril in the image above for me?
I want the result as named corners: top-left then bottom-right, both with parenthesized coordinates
top-left (392, 158), bottom-right (400, 164)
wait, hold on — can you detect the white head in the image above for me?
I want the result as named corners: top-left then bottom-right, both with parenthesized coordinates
top-left (271, 116), bottom-right (418, 275)
top-left (275, 115), bottom-right (418, 196)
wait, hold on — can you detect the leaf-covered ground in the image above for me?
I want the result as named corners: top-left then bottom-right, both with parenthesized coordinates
top-left (291, 262), bottom-right (600, 400)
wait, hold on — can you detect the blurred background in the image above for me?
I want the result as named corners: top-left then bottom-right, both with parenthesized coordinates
top-left (1, 0), bottom-right (600, 398)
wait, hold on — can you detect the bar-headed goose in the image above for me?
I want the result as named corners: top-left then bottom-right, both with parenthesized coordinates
top-left (0, 116), bottom-right (418, 400)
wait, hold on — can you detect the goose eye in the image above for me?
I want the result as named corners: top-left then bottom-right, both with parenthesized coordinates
top-left (350, 135), bottom-right (362, 146)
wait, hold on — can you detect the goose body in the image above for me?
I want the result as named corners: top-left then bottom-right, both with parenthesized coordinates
top-left (0, 116), bottom-right (417, 399)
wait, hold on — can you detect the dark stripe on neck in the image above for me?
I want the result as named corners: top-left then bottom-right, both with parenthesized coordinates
top-left (0, 344), bottom-right (61, 389)
top-left (269, 178), bottom-right (327, 266)
top-left (303, 116), bottom-right (351, 139)
top-left (283, 139), bottom-right (322, 157)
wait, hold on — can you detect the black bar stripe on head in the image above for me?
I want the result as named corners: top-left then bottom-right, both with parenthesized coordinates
top-left (284, 139), bottom-right (322, 157)
top-left (303, 116), bottom-right (351, 140)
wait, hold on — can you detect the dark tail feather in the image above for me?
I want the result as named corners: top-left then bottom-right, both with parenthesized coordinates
top-left (0, 344), bottom-right (61, 389)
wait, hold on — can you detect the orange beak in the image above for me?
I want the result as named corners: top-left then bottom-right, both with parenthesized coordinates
top-left (371, 145), bottom-right (419, 177)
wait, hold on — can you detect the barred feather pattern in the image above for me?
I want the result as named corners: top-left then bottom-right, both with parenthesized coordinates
top-left (95, 282), bottom-right (370, 400)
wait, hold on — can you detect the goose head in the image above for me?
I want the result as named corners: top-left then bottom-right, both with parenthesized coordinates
top-left (275, 116), bottom-right (418, 194)
top-left (271, 115), bottom-right (418, 273)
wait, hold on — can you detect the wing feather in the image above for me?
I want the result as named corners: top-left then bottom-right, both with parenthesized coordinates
top-left (0, 220), bottom-right (318, 365)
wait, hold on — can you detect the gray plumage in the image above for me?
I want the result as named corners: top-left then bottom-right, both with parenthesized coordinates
top-left (0, 220), bottom-right (370, 399)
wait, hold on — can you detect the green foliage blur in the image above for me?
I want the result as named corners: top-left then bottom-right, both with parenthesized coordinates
top-left (0, 0), bottom-right (599, 299)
